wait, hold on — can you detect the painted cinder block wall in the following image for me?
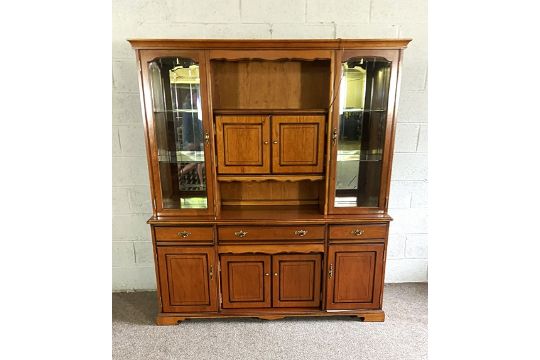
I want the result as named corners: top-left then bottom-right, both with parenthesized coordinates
top-left (112, 0), bottom-right (428, 290)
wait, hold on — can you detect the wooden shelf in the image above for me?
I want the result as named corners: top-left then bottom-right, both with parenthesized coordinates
top-left (213, 108), bottom-right (328, 115)
top-left (217, 175), bottom-right (324, 182)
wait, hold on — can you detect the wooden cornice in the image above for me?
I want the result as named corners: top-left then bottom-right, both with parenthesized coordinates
top-left (128, 39), bottom-right (412, 50)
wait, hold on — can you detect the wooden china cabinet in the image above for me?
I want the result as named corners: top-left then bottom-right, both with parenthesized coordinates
top-left (128, 39), bottom-right (411, 325)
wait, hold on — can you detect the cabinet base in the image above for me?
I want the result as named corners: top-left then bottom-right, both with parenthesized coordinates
top-left (156, 310), bottom-right (384, 325)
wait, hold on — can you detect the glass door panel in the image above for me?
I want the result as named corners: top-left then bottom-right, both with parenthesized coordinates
top-left (334, 57), bottom-right (392, 208)
top-left (148, 57), bottom-right (208, 209)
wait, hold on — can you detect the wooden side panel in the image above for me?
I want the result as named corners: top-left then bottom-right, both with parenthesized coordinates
top-left (272, 115), bottom-right (326, 174)
top-left (326, 244), bottom-right (384, 310)
top-left (221, 255), bottom-right (271, 308)
top-left (216, 115), bottom-right (270, 174)
top-left (273, 254), bottom-right (321, 308)
top-left (157, 247), bottom-right (217, 313)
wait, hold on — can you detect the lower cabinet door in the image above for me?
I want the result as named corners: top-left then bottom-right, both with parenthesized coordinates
top-left (220, 254), bottom-right (271, 308)
top-left (157, 247), bottom-right (218, 313)
top-left (326, 244), bottom-right (385, 310)
top-left (272, 254), bottom-right (321, 308)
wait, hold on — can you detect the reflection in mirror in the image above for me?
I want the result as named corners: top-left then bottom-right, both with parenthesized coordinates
top-left (148, 57), bottom-right (207, 209)
top-left (335, 57), bottom-right (391, 208)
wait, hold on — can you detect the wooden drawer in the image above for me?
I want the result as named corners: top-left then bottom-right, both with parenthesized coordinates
top-left (218, 225), bottom-right (325, 241)
top-left (154, 226), bottom-right (214, 242)
top-left (329, 224), bottom-right (387, 240)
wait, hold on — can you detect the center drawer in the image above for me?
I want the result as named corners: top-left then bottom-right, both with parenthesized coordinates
top-left (218, 225), bottom-right (325, 241)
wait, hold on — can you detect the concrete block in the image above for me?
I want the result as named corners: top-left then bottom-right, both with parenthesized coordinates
top-left (389, 180), bottom-right (427, 209)
top-left (391, 153), bottom-right (428, 181)
top-left (112, 60), bottom-right (139, 93)
top-left (306, 0), bottom-right (370, 24)
top-left (113, 93), bottom-right (143, 125)
top-left (112, 156), bottom-right (149, 186)
top-left (394, 123), bottom-right (420, 153)
top-left (388, 208), bottom-right (428, 234)
top-left (117, 125), bottom-right (146, 156)
top-left (112, 266), bottom-right (157, 291)
top-left (112, 242), bottom-right (135, 267)
top-left (168, 0), bottom-right (240, 23)
top-left (410, 182), bottom-right (428, 208)
top-left (388, 181), bottom-right (412, 209)
top-left (370, 0), bottom-right (427, 24)
top-left (387, 233), bottom-right (406, 259)
top-left (112, 214), bottom-right (152, 241)
top-left (241, 0), bottom-right (305, 23)
top-left (271, 24), bottom-right (334, 39)
top-left (406, 234), bottom-right (428, 258)
top-left (397, 90), bottom-right (427, 123)
top-left (385, 259), bottom-right (428, 282)
top-left (399, 22), bottom-right (428, 91)
top-left (336, 24), bottom-right (398, 38)
top-left (112, 127), bottom-right (122, 156)
top-left (112, 187), bottom-right (131, 215)
top-left (128, 186), bottom-right (152, 213)
top-left (113, 0), bottom-right (169, 26)
top-left (417, 125), bottom-right (427, 152)
top-left (134, 242), bottom-right (155, 265)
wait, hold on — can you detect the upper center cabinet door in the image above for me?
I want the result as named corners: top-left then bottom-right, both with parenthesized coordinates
top-left (216, 115), bottom-right (270, 174)
top-left (272, 115), bottom-right (325, 174)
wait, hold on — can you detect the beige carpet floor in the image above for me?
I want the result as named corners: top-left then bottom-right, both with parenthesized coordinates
top-left (113, 283), bottom-right (427, 360)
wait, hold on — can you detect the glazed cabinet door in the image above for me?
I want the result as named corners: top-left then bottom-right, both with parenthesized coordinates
top-left (220, 254), bottom-right (271, 308)
top-left (215, 115), bottom-right (271, 174)
top-left (326, 244), bottom-right (385, 309)
top-left (272, 254), bottom-right (321, 308)
top-left (271, 115), bottom-right (325, 174)
top-left (139, 50), bottom-right (215, 216)
top-left (157, 247), bottom-right (218, 313)
top-left (329, 50), bottom-right (401, 214)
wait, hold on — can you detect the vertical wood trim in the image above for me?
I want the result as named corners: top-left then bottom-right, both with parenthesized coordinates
top-left (204, 50), bottom-right (221, 217)
top-left (135, 49), bottom-right (158, 217)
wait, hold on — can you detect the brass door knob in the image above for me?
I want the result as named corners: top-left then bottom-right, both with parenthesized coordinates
top-left (274, 272), bottom-right (278, 276)
top-left (272, 140), bottom-right (278, 144)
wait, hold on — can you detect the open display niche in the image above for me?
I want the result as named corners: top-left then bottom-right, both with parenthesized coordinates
top-left (129, 39), bottom-right (411, 325)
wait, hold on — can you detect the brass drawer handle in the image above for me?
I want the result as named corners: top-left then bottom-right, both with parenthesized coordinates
top-left (234, 230), bottom-right (247, 238)
top-left (294, 229), bottom-right (308, 237)
top-left (351, 229), bottom-right (364, 236)
top-left (178, 231), bottom-right (191, 238)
